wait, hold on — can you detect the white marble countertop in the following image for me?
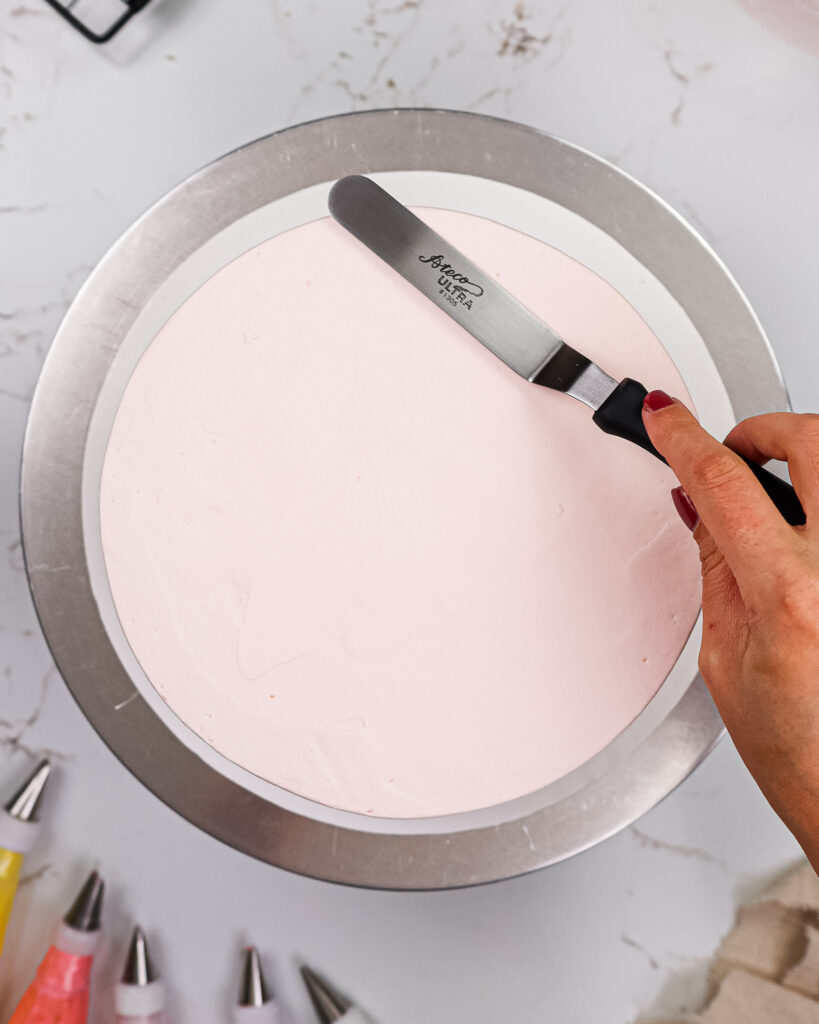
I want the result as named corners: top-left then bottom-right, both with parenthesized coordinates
top-left (1, 1), bottom-right (818, 1022)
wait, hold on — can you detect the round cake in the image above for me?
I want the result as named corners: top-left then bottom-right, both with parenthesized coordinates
top-left (99, 208), bottom-right (701, 819)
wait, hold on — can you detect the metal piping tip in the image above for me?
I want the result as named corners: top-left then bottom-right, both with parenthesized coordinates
top-left (122, 925), bottom-right (157, 985)
top-left (64, 870), bottom-right (104, 932)
top-left (238, 946), bottom-right (270, 1007)
top-left (301, 965), bottom-right (351, 1024)
top-left (4, 759), bottom-right (51, 821)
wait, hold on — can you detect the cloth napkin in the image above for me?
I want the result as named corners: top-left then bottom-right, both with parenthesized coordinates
top-left (644, 862), bottom-right (819, 1022)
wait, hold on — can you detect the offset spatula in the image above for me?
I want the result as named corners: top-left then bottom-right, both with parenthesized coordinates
top-left (329, 175), bottom-right (804, 527)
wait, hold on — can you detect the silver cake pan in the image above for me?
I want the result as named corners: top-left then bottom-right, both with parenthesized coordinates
top-left (20, 110), bottom-right (787, 889)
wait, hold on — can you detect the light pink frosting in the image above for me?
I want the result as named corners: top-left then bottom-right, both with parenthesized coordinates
top-left (100, 209), bottom-right (701, 818)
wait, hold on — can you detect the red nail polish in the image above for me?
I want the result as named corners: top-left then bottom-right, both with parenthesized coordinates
top-left (671, 486), bottom-right (699, 532)
top-left (643, 390), bottom-right (674, 412)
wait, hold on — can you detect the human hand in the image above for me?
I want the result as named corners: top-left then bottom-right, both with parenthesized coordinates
top-left (643, 391), bottom-right (819, 869)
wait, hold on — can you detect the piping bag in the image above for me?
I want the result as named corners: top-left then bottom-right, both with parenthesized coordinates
top-left (232, 946), bottom-right (280, 1024)
top-left (116, 926), bottom-right (168, 1024)
top-left (0, 760), bottom-right (51, 956)
top-left (9, 870), bottom-right (104, 1024)
top-left (302, 966), bottom-right (376, 1024)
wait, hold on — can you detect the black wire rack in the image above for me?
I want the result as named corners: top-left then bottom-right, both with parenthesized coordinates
top-left (42, 0), bottom-right (154, 43)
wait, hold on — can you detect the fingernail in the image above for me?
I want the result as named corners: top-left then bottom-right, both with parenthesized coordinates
top-left (671, 486), bottom-right (699, 532)
top-left (643, 390), bottom-right (674, 412)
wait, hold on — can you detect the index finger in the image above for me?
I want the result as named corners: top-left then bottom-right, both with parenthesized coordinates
top-left (642, 395), bottom-right (795, 590)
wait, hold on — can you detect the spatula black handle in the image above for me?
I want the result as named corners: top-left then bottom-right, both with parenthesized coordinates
top-left (592, 378), bottom-right (806, 527)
